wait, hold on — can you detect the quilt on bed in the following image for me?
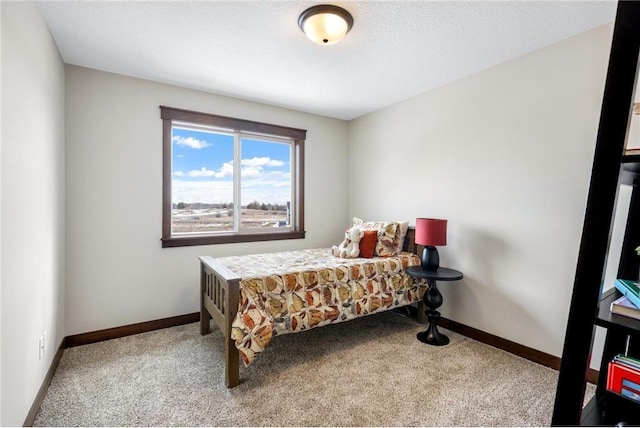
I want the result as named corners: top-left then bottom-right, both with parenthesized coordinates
top-left (215, 248), bottom-right (425, 365)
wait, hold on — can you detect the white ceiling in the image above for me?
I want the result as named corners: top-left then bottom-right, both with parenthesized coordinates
top-left (38, 1), bottom-right (617, 120)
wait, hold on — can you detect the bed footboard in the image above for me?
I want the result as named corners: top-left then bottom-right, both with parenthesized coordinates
top-left (199, 256), bottom-right (242, 388)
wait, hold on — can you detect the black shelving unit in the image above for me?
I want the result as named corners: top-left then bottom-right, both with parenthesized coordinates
top-left (551, 2), bottom-right (640, 425)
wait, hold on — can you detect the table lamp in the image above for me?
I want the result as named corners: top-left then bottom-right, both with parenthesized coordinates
top-left (415, 218), bottom-right (447, 271)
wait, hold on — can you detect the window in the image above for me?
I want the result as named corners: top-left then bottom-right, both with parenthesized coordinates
top-left (161, 106), bottom-right (306, 247)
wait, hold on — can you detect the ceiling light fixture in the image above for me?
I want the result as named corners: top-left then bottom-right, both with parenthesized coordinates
top-left (298, 4), bottom-right (353, 45)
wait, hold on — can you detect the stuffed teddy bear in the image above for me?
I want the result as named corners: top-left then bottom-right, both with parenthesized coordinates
top-left (332, 226), bottom-right (364, 258)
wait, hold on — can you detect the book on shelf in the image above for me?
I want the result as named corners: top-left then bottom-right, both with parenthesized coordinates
top-left (614, 279), bottom-right (640, 309)
top-left (610, 295), bottom-right (640, 320)
top-left (614, 354), bottom-right (640, 371)
top-left (607, 357), bottom-right (640, 398)
top-left (623, 378), bottom-right (640, 393)
top-left (621, 384), bottom-right (640, 403)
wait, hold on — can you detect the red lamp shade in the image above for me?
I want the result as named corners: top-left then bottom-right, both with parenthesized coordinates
top-left (415, 218), bottom-right (447, 247)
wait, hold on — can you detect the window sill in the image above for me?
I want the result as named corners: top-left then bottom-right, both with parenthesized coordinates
top-left (161, 230), bottom-right (306, 248)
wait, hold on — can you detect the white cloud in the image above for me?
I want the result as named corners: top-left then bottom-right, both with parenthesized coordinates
top-left (243, 177), bottom-right (291, 189)
top-left (241, 166), bottom-right (262, 178)
top-left (237, 157), bottom-right (287, 178)
top-left (261, 170), bottom-right (291, 180)
top-left (242, 157), bottom-right (285, 168)
top-left (188, 167), bottom-right (216, 177)
top-left (172, 136), bottom-right (209, 149)
top-left (214, 162), bottom-right (234, 178)
top-left (206, 159), bottom-right (284, 179)
top-left (172, 180), bottom-right (233, 204)
top-left (172, 178), bottom-right (291, 205)
top-left (173, 156), bottom-right (290, 204)
top-left (181, 162), bottom-right (242, 179)
top-left (241, 180), bottom-right (291, 205)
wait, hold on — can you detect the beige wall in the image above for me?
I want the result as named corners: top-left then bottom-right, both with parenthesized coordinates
top-left (1, 2), bottom-right (66, 425)
top-left (348, 24), bottom-right (613, 358)
top-left (64, 66), bottom-right (349, 335)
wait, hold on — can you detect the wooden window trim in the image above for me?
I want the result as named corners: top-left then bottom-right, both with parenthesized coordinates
top-left (160, 106), bottom-right (306, 248)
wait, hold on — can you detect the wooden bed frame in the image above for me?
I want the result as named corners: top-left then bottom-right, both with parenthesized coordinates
top-left (199, 227), bottom-right (424, 387)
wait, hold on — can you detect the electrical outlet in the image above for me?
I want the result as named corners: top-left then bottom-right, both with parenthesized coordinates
top-left (38, 333), bottom-right (45, 360)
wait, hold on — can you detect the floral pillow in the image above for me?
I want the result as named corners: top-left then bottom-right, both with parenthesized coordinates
top-left (353, 217), bottom-right (383, 230)
top-left (394, 221), bottom-right (410, 253)
top-left (375, 222), bottom-right (398, 257)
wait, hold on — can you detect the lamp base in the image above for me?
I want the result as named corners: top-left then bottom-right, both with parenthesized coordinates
top-left (421, 246), bottom-right (440, 271)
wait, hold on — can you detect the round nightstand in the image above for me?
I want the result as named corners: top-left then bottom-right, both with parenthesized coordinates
top-left (405, 266), bottom-right (463, 346)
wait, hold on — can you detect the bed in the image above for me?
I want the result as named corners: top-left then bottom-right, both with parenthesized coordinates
top-left (199, 226), bottom-right (426, 387)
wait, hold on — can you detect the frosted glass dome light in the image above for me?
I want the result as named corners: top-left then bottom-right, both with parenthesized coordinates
top-left (298, 5), bottom-right (353, 45)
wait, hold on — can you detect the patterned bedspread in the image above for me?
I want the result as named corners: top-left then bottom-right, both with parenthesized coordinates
top-left (215, 248), bottom-right (425, 365)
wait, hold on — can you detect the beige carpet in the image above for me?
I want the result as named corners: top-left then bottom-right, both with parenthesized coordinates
top-left (34, 312), bottom-right (590, 426)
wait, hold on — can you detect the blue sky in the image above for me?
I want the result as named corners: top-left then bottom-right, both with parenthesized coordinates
top-left (171, 127), bottom-right (292, 205)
